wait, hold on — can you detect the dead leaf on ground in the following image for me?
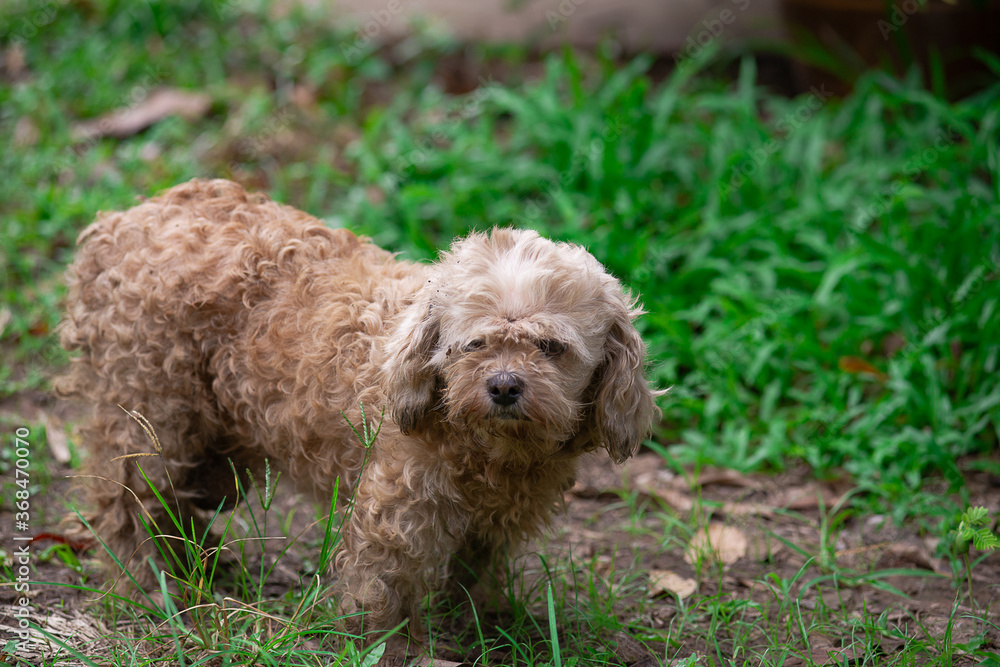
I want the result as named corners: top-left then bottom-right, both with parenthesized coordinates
top-left (624, 452), bottom-right (669, 482)
top-left (695, 468), bottom-right (761, 489)
top-left (720, 499), bottom-right (776, 519)
top-left (0, 608), bottom-right (111, 663)
top-left (413, 658), bottom-right (464, 667)
top-left (805, 637), bottom-right (838, 664)
top-left (633, 471), bottom-right (693, 512)
top-left (886, 543), bottom-right (939, 571)
top-left (570, 452), bottom-right (628, 496)
top-left (648, 570), bottom-right (698, 599)
top-left (882, 332), bottom-right (907, 357)
top-left (610, 631), bottom-right (655, 663)
top-left (812, 639), bottom-right (881, 666)
top-left (629, 658), bottom-right (662, 667)
top-left (71, 88), bottom-right (212, 142)
top-left (3, 44), bottom-right (26, 79)
top-left (853, 542), bottom-right (940, 572)
top-left (43, 413), bottom-right (71, 464)
top-left (778, 481), bottom-right (844, 511)
top-left (738, 526), bottom-right (785, 562)
top-left (685, 523), bottom-right (748, 567)
top-left (28, 319), bottom-right (49, 336)
top-left (290, 83), bottom-right (317, 110)
top-left (563, 527), bottom-right (607, 544)
top-left (838, 356), bottom-right (888, 381)
top-left (14, 116), bottom-right (39, 148)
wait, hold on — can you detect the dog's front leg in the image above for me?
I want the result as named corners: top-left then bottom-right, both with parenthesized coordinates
top-left (335, 456), bottom-right (466, 647)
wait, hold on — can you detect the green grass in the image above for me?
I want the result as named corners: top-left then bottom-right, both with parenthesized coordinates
top-left (6, 0), bottom-right (996, 517)
top-left (1, 0), bottom-right (998, 664)
top-left (84, 412), bottom-right (372, 666)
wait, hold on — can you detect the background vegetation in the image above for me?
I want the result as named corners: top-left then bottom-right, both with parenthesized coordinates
top-left (1, 0), bottom-right (998, 664)
top-left (4, 0), bottom-right (998, 519)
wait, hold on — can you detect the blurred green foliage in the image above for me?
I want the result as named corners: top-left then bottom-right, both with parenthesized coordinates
top-left (1, 0), bottom-right (997, 523)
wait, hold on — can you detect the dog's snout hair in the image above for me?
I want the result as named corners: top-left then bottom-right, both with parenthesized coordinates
top-left (486, 371), bottom-right (524, 406)
top-left (57, 179), bottom-right (661, 651)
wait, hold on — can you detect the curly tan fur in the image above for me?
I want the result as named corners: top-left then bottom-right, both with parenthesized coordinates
top-left (57, 178), bottom-right (659, 643)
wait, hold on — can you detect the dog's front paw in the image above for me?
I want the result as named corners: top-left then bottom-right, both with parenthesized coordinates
top-left (336, 570), bottom-right (406, 641)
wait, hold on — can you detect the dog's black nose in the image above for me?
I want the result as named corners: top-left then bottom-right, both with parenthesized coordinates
top-left (487, 372), bottom-right (524, 407)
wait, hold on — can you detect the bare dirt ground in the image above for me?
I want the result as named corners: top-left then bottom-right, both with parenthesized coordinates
top-left (1, 391), bottom-right (999, 665)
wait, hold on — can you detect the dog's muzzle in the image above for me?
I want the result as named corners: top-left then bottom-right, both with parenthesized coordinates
top-left (487, 371), bottom-right (524, 408)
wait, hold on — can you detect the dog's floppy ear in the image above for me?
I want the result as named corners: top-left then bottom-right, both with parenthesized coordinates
top-left (383, 287), bottom-right (441, 434)
top-left (590, 290), bottom-right (660, 464)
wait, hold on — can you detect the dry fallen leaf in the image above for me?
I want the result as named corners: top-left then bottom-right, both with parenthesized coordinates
top-left (291, 83), bottom-right (317, 110)
top-left (721, 500), bottom-right (775, 519)
top-left (695, 468), bottom-right (760, 488)
top-left (72, 88), bottom-right (211, 142)
top-left (28, 319), bottom-right (49, 336)
top-left (3, 44), bottom-right (26, 78)
top-left (623, 451), bottom-right (667, 482)
top-left (648, 570), bottom-right (698, 599)
top-left (685, 523), bottom-right (748, 567)
top-left (778, 481), bottom-right (844, 510)
top-left (43, 414), bottom-right (71, 464)
top-left (878, 542), bottom-right (939, 571)
top-left (412, 658), bottom-right (463, 667)
top-left (14, 116), bottom-right (39, 148)
top-left (882, 332), bottom-right (908, 357)
top-left (565, 528), bottom-right (607, 543)
top-left (633, 471), bottom-right (693, 512)
top-left (805, 637), bottom-right (839, 664)
top-left (838, 355), bottom-right (888, 381)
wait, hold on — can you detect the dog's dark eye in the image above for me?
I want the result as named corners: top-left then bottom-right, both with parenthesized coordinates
top-left (539, 340), bottom-right (566, 357)
top-left (464, 339), bottom-right (485, 352)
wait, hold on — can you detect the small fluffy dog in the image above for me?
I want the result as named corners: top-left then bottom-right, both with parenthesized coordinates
top-left (57, 179), bottom-right (659, 641)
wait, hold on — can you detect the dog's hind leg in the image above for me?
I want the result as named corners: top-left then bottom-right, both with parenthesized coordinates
top-left (79, 401), bottom-right (221, 599)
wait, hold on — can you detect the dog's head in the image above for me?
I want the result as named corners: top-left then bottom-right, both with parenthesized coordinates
top-left (383, 228), bottom-right (659, 464)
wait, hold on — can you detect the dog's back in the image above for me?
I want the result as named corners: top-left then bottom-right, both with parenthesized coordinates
top-left (55, 179), bottom-right (424, 593)
top-left (58, 178), bottom-right (408, 399)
